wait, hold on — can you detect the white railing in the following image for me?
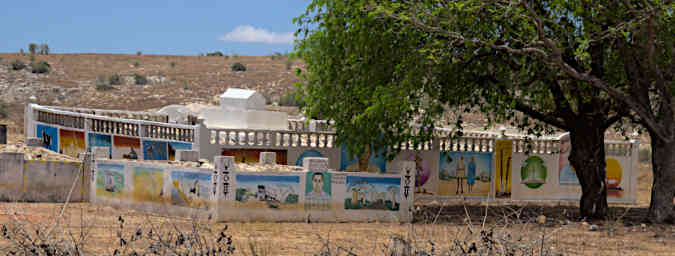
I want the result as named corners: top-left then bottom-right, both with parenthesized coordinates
top-left (31, 104), bottom-right (197, 143)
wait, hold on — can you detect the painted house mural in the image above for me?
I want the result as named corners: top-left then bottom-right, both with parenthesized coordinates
top-left (36, 124), bottom-right (58, 152)
top-left (340, 145), bottom-right (386, 173)
top-left (171, 170), bottom-right (211, 208)
top-left (168, 142), bottom-right (192, 161)
top-left (132, 166), bottom-right (164, 203)
top-left (59, 129), bottom-right (86, 158)
top-left (235, 174), bottom-right (300, 209)
top-left (439, 152), bottom-right (493, 197)
top-left (88, 133), bottom-right (112, 158)
top-left (113, 136), bottom-right (141, 160)
top-left (143, 140), bottom-right (168, 160)
top-left (344, 176), bottom-right (400, 211)
top-left (95, 163), bottom-right (125, 198)
top-left (305, 171), bottom-right (332, 210)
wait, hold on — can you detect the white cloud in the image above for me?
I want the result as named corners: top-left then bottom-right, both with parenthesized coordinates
top-left (219, 25), bottom-right (295, 44)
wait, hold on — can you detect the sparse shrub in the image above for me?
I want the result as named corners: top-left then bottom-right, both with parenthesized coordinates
top-left (10, 59), bottom-right (26, 71)
top-left (207, 51), bottom-right (224, 57)
top-left (170, 61), bottom-right (176, 68)
top-left (232, 52), bottom-right (239, 58)
top-left (133, 61), bottom-right (140, 68)
top-left (19, 49), bottom-right (24, 55)
top-left (134, 73), bottom-right (148, 85)
top-left (136, 51), bottom-right (142, 56)
top-left (224, 54), bottom-right (229, 59)
top-left (28, 43), bottom-right (37, 55)
top-left (39, 43), bottom-right (50, 55)
top-left (279, 90), bottom-right (304, 107)
top-left (96, 76), bottom-right (114, 91)
top-left (109, 74), bottom-right (122, 85)
top-left (0, 100), bottom-right (8, 119)
top-left (231, 62), bottom-right (246, 72)
top-left (285, 58), bottom-right (294, 71)
top-left (30, 61), bottom-right (51, 74)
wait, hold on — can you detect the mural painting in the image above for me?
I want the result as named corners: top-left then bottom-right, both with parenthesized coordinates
top-left (95, 163), bottom-right (125, 198)
top-left (168, 142), bottom-right (192, 161)
top-left (295, 149), bottom-right (325, 166)
top-left (340, 145), bottom-right (386, 173)
top-left (344, 176), bottom-right (400, 211)
top-left (235, 174), bottom-right (300, 209)
top-left (439, 152), bottom-right (493, 196)
top-left (36, 124), bottom-right (58, 152)
top-left (521, 156), bottom-right (547, 189)
top-left (88, 133), bottom-right (112, 158)
top-left (59, 129), bottom-right (86, 158)
top-left (305, 171), bottom-right (332, 210)
top-left (221, 149), bottom-right (288, 165)
top-left (143, 140), bottom-right (168, 160)
top-left (606, 157), bottom-right (623, 197)
top-left (403, 152), bottom-right (432, 195)
top-left (171, 171), bottom-right (211, 208)
top-left (132, 167), bottom-right (164, 203)
top-left (113, 136), bottom-right (141, 160)
top-left (495, 140), bottom-right (513, 198)
top-left (558, 134), bottom-right (579, 185)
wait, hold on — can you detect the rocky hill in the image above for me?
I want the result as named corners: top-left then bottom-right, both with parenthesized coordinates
top-left (0, 53), bottom-right (303, 137)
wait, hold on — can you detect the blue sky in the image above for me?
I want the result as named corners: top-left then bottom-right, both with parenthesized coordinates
top-left (0, 0), bottom-right (311, 56)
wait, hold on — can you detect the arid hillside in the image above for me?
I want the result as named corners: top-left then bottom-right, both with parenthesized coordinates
top-left (0, 53), bottom-right (303, 134)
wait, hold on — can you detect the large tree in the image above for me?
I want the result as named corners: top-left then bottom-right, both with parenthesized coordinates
top-left (372, 0), bottom-right (673, 223)
top-left (524, 1), bottom-right (673, 222)
top-left (296, 0), bottom-right (629, 219)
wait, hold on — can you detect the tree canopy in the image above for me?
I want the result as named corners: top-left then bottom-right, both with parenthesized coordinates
top-left (295, 0), bottom-right (673, 221)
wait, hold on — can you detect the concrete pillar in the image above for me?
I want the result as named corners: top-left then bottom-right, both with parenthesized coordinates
top-left (400, 160), bottom-right (415, 223)
top-left (176, 150), bottom-right (199, 162)
top-left (302, 157), bottom-right (329, 172)
top-left (214, 156), bottom-right (235, 222)
top-left (259, 152), bottom-right (276, 165)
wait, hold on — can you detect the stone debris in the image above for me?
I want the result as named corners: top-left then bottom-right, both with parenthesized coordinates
top-left (0, 143), bottom-right (77, 161)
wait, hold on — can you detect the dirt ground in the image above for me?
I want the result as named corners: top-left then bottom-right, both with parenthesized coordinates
top-left (0, 163), bottom-right (673, 255)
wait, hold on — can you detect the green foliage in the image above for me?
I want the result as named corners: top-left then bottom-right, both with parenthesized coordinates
top-left (30, 61), bottom-right (50, 74)
top-left (231, 62), bottom-right (246, 72)
top-left (133, 61), bottom-right (140, 68)
top-left (170, 61), bottom-right (176, 68)
top-left (10, 59), bottom-right (25, 71)
top-left (206, 51), bottom-right (224, 56)
top-left (96, 76), bottom-right (114, 91)
top-left (133, 73), bottom-right (148, 85)
top-left (28, 43), bottom-right (37, 55)
top-left (295, 0), bottom-right (437, 159)
top-left (109, 74), bottom-right (123, 85)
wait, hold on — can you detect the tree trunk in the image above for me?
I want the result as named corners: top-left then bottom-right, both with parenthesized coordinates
top-left (358, 146), bottom-right (371, 172)
top-left (568, 124), bottom-right (608, 220)
top-left (647, 135), bottom-right (675, 223)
